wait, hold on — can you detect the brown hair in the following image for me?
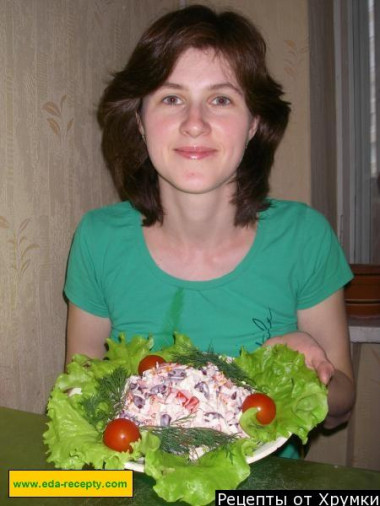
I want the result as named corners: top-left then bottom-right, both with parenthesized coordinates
top-left (98, 4), bottom-right (290, 226)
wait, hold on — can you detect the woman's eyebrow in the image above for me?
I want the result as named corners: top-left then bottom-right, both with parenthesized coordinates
top-left (208, 83), bottom-right (243, 95)
top-left (160, 82), bottom-right (183, 90)
top-left (160, 82), bottom-right (243, 95)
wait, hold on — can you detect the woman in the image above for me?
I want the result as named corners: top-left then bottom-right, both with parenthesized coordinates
top-left (64, 5), bottom-right (355, 456)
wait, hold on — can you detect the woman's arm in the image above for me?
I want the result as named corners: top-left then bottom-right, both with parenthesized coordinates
top-left (297, 289), bottom-right (355, 428)
top-left (265, 289), bottom-right (355, 429)
top-left (65, 303), bottom-right (111, 366)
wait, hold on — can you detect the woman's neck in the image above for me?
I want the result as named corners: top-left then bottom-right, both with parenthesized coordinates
top-left (160, 195), bottom-right (238, 249)
top-left (142, 187), bottom-right (256, 281)
top-left (156, 183), bottom-right (241, 248)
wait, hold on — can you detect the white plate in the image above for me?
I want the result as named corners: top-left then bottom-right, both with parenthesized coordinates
top-left (246, 435), bottom-right (289, 463)
top-left (124, 434), bottom-right (289, 473)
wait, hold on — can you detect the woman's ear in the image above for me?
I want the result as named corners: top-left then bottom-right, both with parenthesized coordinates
top-left (135, 112), bottom-right (145, 137)
top-left (248, 116), bottom-right (259, 141)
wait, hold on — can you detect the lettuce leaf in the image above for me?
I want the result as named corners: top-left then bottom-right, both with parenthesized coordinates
top-left (104, 333), bottom-right (154, 374)
top-left (144, 439), bottom-right (253, 506)
top-left (44, 333), bottom-right (328, 505)
top-left (235, 345), bottom-right (328, 444)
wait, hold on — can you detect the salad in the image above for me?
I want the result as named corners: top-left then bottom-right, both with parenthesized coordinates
top-left (44, 332), bottom-right (328, 506)
top-left (121, 361), bottom-right (253, 439)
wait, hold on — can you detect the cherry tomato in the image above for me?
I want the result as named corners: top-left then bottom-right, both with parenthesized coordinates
top-left (241, 393), bottom-right (276, 425)
top-left (138, 354), bottom-right (166, 375)
top-left (103, 418), bottom-right (141, 452)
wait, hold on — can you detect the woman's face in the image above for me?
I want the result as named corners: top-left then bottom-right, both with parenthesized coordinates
top-left (138, 47), bottom-right (258, 199)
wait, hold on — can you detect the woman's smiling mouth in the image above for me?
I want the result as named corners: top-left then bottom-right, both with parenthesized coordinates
top-left (174, 146), bottom-right (217, 160)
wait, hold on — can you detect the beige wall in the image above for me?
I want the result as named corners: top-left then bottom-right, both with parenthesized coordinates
top-left (0, 0), bottom-right (178, 414)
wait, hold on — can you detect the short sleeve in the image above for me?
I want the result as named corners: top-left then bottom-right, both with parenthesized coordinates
top-left (297, 207), bottom-right (353, 309)
top-left (64, 213), bottom-right (109, 317)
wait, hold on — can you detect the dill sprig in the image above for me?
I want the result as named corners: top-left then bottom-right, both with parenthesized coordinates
top-left (80, 367), bottom-right (128, 429)
top-left (144, 426), bottom-right (239, 456)
top-left (171, 344), bottom-right (254, 388)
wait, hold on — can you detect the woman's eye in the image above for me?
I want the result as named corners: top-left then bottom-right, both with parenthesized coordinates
top-left (212, 96), bottom-right (231, 106)
top-left (162, 95), bottom-right (182, 105)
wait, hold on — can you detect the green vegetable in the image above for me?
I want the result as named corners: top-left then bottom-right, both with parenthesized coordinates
top-left (169, 342), bottom-right (254, 388)
top-left (145, 438), bottom-right (255, 506)
top-left (145, 426), bottom-right (239, 456)
top-left (235, 345), bottom-right (328, 444)
top-left (80, 367), bottom-right (128, 430)
top-left (44, 332), bottom-right (328, 506)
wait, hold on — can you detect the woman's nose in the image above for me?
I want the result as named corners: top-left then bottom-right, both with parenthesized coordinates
top-left (180, 103), bottom-right (210, 137)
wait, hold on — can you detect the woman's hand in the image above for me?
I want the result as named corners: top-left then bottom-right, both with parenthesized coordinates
top-left (264, 331), bottom-right (335, 385)
top-left (264, 290), bottom-right (355, 429)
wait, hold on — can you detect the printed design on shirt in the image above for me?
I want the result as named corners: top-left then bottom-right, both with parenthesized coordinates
top-left (252, 308), bottom-right (273, 344)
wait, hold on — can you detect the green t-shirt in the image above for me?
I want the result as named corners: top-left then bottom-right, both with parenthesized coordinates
top-left (64, 198), bottom-right (353, 458)
top-left (65, 198), bottom-right (352, 353)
